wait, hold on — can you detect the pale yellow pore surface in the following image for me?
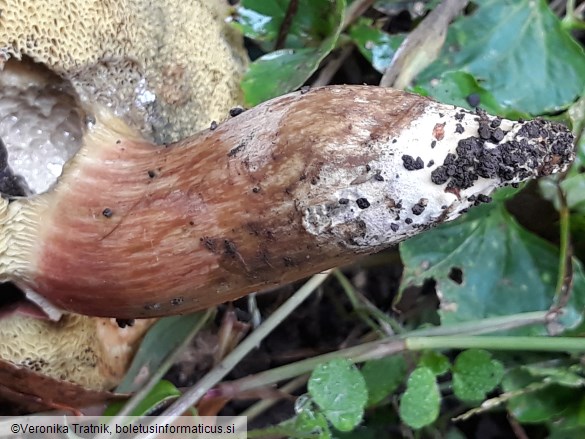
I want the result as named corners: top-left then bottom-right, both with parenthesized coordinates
top-left (0, 0), bottom-right (246, 396)
top-left (0, 0), bottom-right (247, 143)
top-left (0, 313), bottom-right (155, 390)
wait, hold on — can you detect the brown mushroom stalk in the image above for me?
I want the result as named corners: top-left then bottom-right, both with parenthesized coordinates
top-left (0, 85), bottom-right (575, 319)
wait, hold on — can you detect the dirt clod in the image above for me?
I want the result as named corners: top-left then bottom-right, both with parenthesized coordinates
top-left (467, 93), bottom-right (481, 107)
top-left (402, 155), bottom-right (424, 170)
top-left (229, 107), bottom-right (245, 117)
top-left (356, 198), bottom-right (370, 209)
top-left (430, 115), bottom-right (573, 190)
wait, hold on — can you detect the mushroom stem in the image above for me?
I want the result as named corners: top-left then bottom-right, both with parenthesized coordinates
top-left (0, 86), bottom-right (575, 319)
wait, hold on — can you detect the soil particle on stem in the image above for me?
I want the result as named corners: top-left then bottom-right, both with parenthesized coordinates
top-left (430, 114), bottom-right (573, 191)
top-left (402, 155), bottom-right (424, 170)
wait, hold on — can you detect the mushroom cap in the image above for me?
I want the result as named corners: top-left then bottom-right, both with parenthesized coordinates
top-left (0, 0), bottom-right (246, 403)
top-left (0, 0), bottom-right (247, 143)
top-left (0, 313), bottom-right (155, 391)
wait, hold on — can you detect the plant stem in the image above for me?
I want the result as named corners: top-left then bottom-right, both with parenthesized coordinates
top-left (553, 183), bottom-right (573, 309)
top-left (216, 311), bottom-right (549, 396)
top-left (149, 271), bottom-right (331, 431)
top-left (275, 0), bottom-right (299, 50)
top-left (406, 335), bottom-right (585, 352)
top-left (333, 269), bottom-right (388, 334)
top-left (121, 311), bottom-right (214, 415)
top-left (240, 375), bottom-right (308, 423)
top-left (95, 309), bottom-right (214, 439)
top-left (342, 0), bottom-right (376, 30)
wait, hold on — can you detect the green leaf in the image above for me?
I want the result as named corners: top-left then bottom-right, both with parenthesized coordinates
top-left (104, 380), bottom-right (180, 416)
top-left (267, 398), bottom-right (332, 439)
top-left (452, 349), bottom-right (504, 402)
top-left (235, 0), bottom-right (344, 49)
top-left (232, 4), bottom-right (281, 45)
top-left (240, 0), bottom-right (346, 105)
top-left (308, 358), bottom-right (368, 432)
top-left (361, 356), bottom-right (407, 406)
top-left (399, 367), bottom-right (441, 429)
top-left (243, 44), bottom-right (334, 105)
top-left (546, 393), bottom-right (585, 431)
top-left (399, 203), bottom-right (585, 334)
top-left (522, 365), bottom-right (585, 388)
top-left (503, 367), bottom-right (576, 423)
top-left (418, 0), bottom-right (585, 115)
top-left (411, 71), bottom-right (528, 120)
top-left (418, 351), bottom-right (450, 376)
top-left (540, 173), bottom-right (585, 215)
top-left (290, 408), bottom-right (332, 439)
top-left (115, 313), bottom-right (208, 393)
top-left (562, 174), bottom-right (585, 214)
top-left (348, 18), bottom-right (404, 73)
top-left (548, 425), bottom-right (585, 439)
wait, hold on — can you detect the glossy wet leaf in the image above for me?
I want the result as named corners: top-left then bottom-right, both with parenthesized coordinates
top-left (400, 203), bottom-right (585, 334)
top-left (418, 0), bottom-right (585, 114)
top-left (411, 71), bottom-right (528, 120)
top-left (308, 358), bottom-right (368, 431)
top-left (235, 0), bottom-right (344, 49)
top-left (116, 313), bottom-right (208, 393)
top-left (242, 43), bottom-right (335, 105)
top-left (522, 365), bottom-right (585, 388)
top-left (419, 351), bottom-right (450, 376)
top-left (240, 0), bottom-right (345, 105)
top-left (104, 380), bottom-right (180, 416)
top-left (283, 409), bottom-right (332, 439)
top-left (452, 349), bottom-right (504, 402)
top-left (348, 18), bottom-right (404, 73)
top-left (503, 367), bottom-right (577, 422)
top-left (399, 367), bottom-right (440, 429)
top-left (361, 355), bottom-right (407, 406)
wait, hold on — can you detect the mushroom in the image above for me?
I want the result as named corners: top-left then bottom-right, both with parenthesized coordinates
top-left (0, 313), bottom-right (155, 409)
top-left (0, 0), bottom-right (246, 143)
top-left (0, 0), bottom-right (575, 411)
top-left (0, 0), bottom-right (246, 407)
top-left (0, 85), bottom-right (575, 320)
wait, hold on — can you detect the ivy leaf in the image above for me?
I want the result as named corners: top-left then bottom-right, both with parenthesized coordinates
top-left (308, 358), bottom-right (368, 432)
top-left (418, 0), bottom-right (585, 114)
top-left (242, 43), bottom-right (335, 105)
top-left (452, 349), bottom-right (504, 402)
top-left (400, 203), bottom-right (585, 334)
top-left (411, 71), bottom-right (528, 120)
top-left (399, 367), bottom-right (441, 429)
top-left (522, 365), bottom-right (585, 388)
top-left (348, 18), bottom-right (404, 73)
top-left (240, 0), bottom-right (346, 105)
top-left (503, 367), bottom-right (577, 423)
top-left (234, 0), bottom-right (344, 50)
top-left (361, 356), bottom-right (407, 406)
